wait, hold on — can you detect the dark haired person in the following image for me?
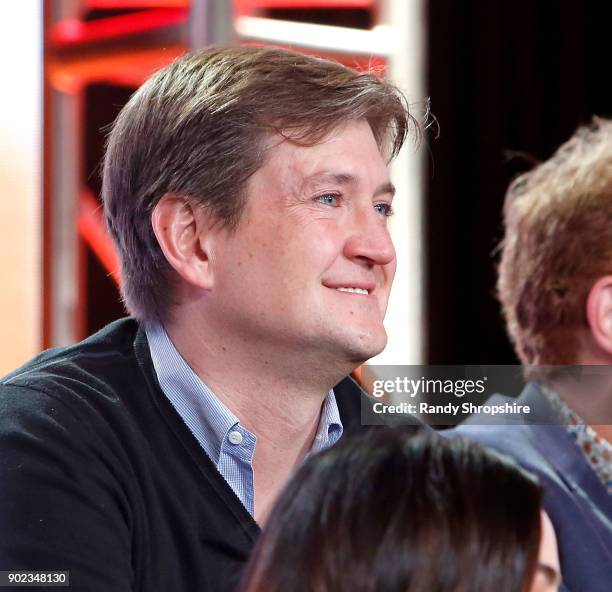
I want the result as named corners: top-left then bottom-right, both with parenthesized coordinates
top-left (455, 119), bottom-right (612, 591)
top-left (240, 430), bottom-right (561, 592)
top-left (0, 47), bottom-right (422, 590)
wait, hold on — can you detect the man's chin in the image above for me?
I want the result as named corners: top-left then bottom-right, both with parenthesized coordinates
top-left (342, 329), bottom-right (388, 365)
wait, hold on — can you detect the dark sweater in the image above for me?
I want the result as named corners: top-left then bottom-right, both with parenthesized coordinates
top-left (0, 318), bottom-right (404, 591)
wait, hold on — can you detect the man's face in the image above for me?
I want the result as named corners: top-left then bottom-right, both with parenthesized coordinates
top-left (208, 119), bottom-right (396, 365)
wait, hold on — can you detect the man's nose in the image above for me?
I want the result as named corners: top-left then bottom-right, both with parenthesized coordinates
top-left (343, 208), bottom-right (396, 266)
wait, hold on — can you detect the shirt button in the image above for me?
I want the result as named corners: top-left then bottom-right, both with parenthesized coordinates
top-left (228, 430), bottom-right (243, 445)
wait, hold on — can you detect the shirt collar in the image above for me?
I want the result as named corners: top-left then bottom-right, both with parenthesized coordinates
top-left (146, 322), bottom-right (242, 466)
top-left (542, 384), bottom-right (612, 495)
top-left (311, 388), bottom-right (343, 454)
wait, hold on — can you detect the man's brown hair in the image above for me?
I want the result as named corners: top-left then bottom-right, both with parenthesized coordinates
top-left (497, 118), bottom-right (612, 375)
top-left (102, 45), bottom-right (417, 322)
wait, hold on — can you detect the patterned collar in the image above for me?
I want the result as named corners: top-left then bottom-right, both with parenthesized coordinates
top-left (542, 385), bottom-right (612, 495)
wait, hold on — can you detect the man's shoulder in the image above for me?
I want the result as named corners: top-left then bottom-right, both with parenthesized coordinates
top-left (0, 317), bottom-right (144, 419)
top-left (451, 421), bottom-right (541, 464)
top-left (3, 317), bottom-right (139, 383)
top-left (448, 382), bottom-right (567, 480)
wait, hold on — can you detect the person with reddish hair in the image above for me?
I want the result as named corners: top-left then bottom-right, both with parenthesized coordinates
top-left (455, 118), bottom-right (612, 591)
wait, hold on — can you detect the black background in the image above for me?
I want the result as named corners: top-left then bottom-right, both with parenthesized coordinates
top-left (425, 0), bottom-right (612, 363)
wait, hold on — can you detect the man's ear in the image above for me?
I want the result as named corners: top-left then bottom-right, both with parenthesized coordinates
top-left (585, 275), bottom-right (612, 356)
top-left (151, 193), bottom-right (215, 290)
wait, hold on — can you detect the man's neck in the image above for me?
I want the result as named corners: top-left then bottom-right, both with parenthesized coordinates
top-left (592, 425), bottom-right (612, 441)
top-left (163, 315), bottom-right (353, 522)
top-left (164, 318), bottom-right (344, 434)
top-left (548, 372), bottom-right (612, 442)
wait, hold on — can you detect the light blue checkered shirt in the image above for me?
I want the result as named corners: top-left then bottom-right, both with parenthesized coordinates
top-left (145, 323), bottom-right (343, 517)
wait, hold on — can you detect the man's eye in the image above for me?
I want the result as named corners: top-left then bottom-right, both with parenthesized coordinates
top-left (316, 193), bottom-right (339, 206)
top-left (374, 203), bottom-right (394, 217)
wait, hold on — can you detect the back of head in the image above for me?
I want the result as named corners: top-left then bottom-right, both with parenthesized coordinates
top-left (101, 45), bottom-right (415, 323)
top-left (241, 429), bottom-right (542, 592)
top-left (497, 118), bottom-right (612, 377)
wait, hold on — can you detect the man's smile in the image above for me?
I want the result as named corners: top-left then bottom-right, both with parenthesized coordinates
top-left (335, 287), bottom-right (370, 295)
